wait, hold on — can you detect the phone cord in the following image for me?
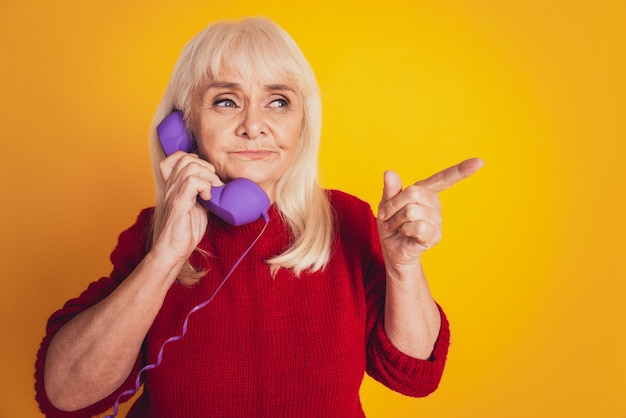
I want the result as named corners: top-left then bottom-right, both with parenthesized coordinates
top-left (105, 214), bottom-right (269, 418)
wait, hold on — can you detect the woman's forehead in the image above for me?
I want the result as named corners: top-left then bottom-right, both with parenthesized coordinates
top-left (212, 45), bottom-right (298, 79)
top-left (204, 65), bottom-right (299, 91)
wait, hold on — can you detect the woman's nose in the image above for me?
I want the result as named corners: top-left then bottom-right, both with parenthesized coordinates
top-left (236, 106), bottom-right (267, 139)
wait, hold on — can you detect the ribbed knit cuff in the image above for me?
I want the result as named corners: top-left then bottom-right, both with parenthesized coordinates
top-left (367, 303), bottom-right (450, 397)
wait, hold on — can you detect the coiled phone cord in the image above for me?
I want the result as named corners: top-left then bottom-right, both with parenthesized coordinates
top-left (105, 216), bottom-right (269, 417)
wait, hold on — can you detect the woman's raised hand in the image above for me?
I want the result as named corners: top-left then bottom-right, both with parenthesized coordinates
top-left (377, 158), bottom-right (484, 279)
top-left (155, 151), bottom-right (224, 263)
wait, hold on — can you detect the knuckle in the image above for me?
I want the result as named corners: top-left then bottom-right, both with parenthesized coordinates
top-left (406, 204), bottom-right (425, 221)
top-left (416, 221), bottom-right (430, 236)
top-left (405, 185), bottom-right (423, 199)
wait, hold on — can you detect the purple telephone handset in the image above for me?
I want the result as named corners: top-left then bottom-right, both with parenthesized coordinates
top-left (156, 111), bottom-right (270, 226)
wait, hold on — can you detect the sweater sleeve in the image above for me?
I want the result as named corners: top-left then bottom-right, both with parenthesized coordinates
top-left (34, 208), bottom-right (154, 417)
top-left (360, 198), bottom-right (451, 397)
top-left (366, 300), bottom-right (450, 397)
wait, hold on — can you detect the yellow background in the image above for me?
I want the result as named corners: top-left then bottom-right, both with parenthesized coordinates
top-left (1, 0), bottom-right (625, 417)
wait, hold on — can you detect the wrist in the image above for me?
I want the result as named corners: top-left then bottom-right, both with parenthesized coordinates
top-left (142, 246), bottom-right (187, 286)
top-left (384, 258), bottom-right (425, 284)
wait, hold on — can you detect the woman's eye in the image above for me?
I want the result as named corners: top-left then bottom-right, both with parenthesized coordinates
top-left (269, 98), bottom-right (289, 108)
top-left (214, 98), bottom-right (237, 108)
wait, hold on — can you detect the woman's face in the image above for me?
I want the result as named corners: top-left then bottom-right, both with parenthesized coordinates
top-left (190, 68), bottom-right (304, 202)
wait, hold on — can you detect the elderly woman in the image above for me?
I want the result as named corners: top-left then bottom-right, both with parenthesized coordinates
top-left (35, 17), bottom-right (482, 417)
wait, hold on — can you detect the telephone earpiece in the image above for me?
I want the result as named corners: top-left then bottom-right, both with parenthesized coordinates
top-left (156, 111), bottom-right (270, 226)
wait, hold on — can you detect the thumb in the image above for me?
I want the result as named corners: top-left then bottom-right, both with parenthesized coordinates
top-left (381, 170), bottom-right (403, 204)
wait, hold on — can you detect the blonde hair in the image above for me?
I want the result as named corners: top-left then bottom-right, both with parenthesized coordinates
top-left (149, 17), bottom-right (333, 284)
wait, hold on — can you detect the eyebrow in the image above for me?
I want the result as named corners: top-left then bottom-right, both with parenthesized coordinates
top-left (207, 81), bottom-right (239, 89)
top-left (264, 83), bottom-right (297, 93)
top-left (206, 81), bottom-right (297, 93)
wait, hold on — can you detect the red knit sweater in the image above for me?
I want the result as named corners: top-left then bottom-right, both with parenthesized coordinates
top-left (35, 190), bottom-right (449, 417)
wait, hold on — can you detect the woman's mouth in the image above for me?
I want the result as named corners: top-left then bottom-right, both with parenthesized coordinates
top-left (233, 150), bottom-right (275, 160)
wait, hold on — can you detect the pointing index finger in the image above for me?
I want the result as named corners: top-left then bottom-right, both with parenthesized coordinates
top-left (415, 158), bottom-right (484, 192)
